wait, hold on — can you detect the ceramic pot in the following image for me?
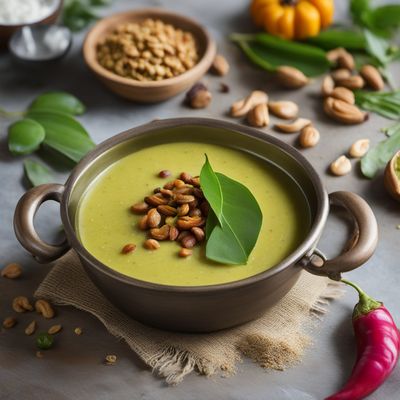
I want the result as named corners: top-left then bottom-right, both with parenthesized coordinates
top-left (14, 118), bottom-right (378, 332)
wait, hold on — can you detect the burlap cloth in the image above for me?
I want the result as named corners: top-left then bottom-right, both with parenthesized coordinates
top-left (35, 250), bottom-right (342, 384)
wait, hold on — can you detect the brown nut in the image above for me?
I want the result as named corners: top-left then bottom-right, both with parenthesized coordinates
top-left (189, 208), bottom-right (202, 217)
top-left (360, 64), bottom-right (384, 91)
top-left (138, 215), bottom-right (148, 230)
top-left (335, 75), bottom-right (365, 90)
top-left (324, 97), bottom-right (367, 124)
top-left (211, 54), bottom-right (230, 76)
top-left (337, 51), bottom-right (355, 70)
top-left (160, 189), bottom-right (173, 197)
top-left (330, 155), bottom-right (352, 176)
top-left (173, 179), bottom-right (186, 188)
top-left (145, 194), bottom-right (168, 206)
top-left (330, 87), bottom-right (355, 105)
top-left (181, 234), bottom-right (197, 248)
top-left (175, 194), bottom-right (195, 204)
top-left (268, 100), bottom-right (299, 119)
top-left (384, 151), bottom-right (400, 202)
top-left (247, 103), bottom-right (269, 127)
top-left (158, 170), bottom-right (171, 178)
top-left (179, 248), bottom-right (193, 257)
top-left (25, 320), bottom-right (37, 336)
top-left (177, 203), bottom-right (190, 216)
top-left (150, 224), bottom-right (170, 240)
top-left (176, 216), bottom-right (204, 230)
top-left (191, 227), bottom-right (205, 242)
top-left (35, 299), bottom-right (55, 319)
top-left (326, 47), bottom-right (345, 63)
top-left (130, 202), bottom-right (150, 214)
top-left (275, 118), bottom-right (311, 133)
top-left (3, 317), bottom-right (17, 329)
top-left (349, 139), bottom-right (370, 158)
top-left (144, 239), bottom-right (161, 250)
top-left (190, 176), bottom-right (200, 187)
top-left (1, 263), bottom-right (22, 279)
top-left (321, 75), bottom-right (335, 97)
top-left (169, 226), bottom-right (180, 241)
top-left (157, 205), bottom-right (177, 216)
top-left (179, 172), bottom-right (192, 183)
top-left (185, 83), bottom-right (212, 109)
top-left (105, 354), bottom-right (117, 365)
top-left (12, 296), bottom-right (33, 313)
top-left (276, 66), bottom-right (309, 89)
top-left (121, 243), bottom-right (136, 254)
top-left (163, 180), bottom-right (175, 190)
top-left (147, 208), bottom-right (161, 228)
top-left (230, 90), bottom-right (268, 117)
top-left (48, 324), bottom-right (62, 335)
top-left (331, 68), bottom-right (351, 82)
top-left (299, 126), bottom-right (320, 148)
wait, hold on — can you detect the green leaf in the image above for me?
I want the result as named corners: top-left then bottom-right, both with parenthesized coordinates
top-left (306, 29), bottom-right (366, 51)
top-left (364, 29), bottom-right (391, 65)
top-left (8, 119), bottom-right (45, 155)
top-left (369, 5), bottom-right (400, 32)
top-left (382, 122), bottom-right (400, 137)
top-left (29, 92), bottom-right (85, 115)
top-left (62, 0), bottom-right (98, 32)
top-left (200, 156), bottom-right (263, 265)
top-left (355, 90), bottom-right (400, 120)
top-left (231, 33), bottom-right (330, 77)
top-left (24, 159), bottom-right (54, 187)
top-left (27, 111), bottom-right (95, 162)
top-left (350, 0), bottom-right (371, 27)
top-left (361, 130), bottom-right (400, 178)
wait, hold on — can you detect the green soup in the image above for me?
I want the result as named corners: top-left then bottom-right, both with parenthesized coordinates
top-left (76, 142), bottom-right (311, 286)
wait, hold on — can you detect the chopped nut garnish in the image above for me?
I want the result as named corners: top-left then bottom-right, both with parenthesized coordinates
top-left (3, 317), bottom-right (17, 329)
top-left (35, 299), bottom-right (55, 319)
top-left (1, 263), bottom-right (22, 279)
top-left (25, 320), bottom-right (37, 336)
top-left (121, 243), bottom-right (137, 254)
top-left (48, 324), bottom-right (62, 335)
top-left (12, 296), bottom-right (33, 313)
top-left (74, 327), bottom-right (83, 335)
top-left (105, 354), bottom-right (117, 365)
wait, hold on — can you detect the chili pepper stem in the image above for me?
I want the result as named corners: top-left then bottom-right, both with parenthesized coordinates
top-left (341, 279), bottom-right (382, 319)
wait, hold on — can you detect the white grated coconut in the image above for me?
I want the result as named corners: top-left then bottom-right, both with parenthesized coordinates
top-left (0, 0), bottom-right (58, 25)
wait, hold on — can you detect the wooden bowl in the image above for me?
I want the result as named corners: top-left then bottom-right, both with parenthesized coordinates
top-left (83, 9), bottom-right (217, 102)
top-left (0, 0), bottom-right (63, 48)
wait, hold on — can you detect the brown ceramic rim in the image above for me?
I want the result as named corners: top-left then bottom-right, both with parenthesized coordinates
top-left (83, 8), bottom-right (216, 88)
top-left (59, 118), bottom-right (329, 293)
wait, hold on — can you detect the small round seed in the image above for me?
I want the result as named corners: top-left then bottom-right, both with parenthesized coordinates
top-left (3, 317), bottom-right (17, 329)
top-left (330, 155), bottom-right (352, 176)
top-left (179, 248), bottom-right (193, 257)
top-left (349, 139), bottom-right (370, 158)
top-left (48, 324), bottom-right (62, 335)
top-left (299, 126), bottom-right (320, 149)
top-left (158, 170), bottom-right (171, 178)
top-left (1, 263), bottom-right (22, 279)
top-left (122, 243), bottom-right (136, 254)
top-left (181, 234), bottom-right (197, 248)
top-left (144, 239), bottom-right (160, 250)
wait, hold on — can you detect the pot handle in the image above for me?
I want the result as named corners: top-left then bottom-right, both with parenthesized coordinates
top-left (303, 191), bottom-right (378, 281)
top-left (14, 184), bottom-right (70, 263)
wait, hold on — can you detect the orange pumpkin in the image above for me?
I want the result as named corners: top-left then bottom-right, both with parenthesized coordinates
top-left (250, 0), bottom-right (334, 40)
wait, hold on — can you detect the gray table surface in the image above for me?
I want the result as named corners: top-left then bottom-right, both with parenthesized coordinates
top-left (1, 1), bottom-right (399, 399)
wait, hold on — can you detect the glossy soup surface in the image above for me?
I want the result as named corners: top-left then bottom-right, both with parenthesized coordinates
top-left (76, 142), bottom-right (311, 286)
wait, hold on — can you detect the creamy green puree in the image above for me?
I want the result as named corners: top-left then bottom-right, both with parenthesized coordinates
top-left (76, 142), bottom-right (310, 286)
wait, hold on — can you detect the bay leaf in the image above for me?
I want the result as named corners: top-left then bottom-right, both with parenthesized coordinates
top-left (29, 92), bottom-right (85, 115)
top-left (24, 159), bottom-right (54, 187)
top-left (8, 118), bottom-right (45, 155)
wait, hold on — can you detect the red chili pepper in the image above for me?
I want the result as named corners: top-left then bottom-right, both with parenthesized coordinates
top-left (325, 279), bottom-right (400, 400)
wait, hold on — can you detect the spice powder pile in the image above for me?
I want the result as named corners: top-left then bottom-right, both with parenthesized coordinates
top-left (97, 18), bottom-right (199, 81)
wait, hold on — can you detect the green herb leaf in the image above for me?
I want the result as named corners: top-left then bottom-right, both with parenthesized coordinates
top-left (306, 29), bottom-right (366, 51)
top-left (350, 0), bottom-right (372, 27)
top-left (62, 0), bottom-right (98, 32)
top-left (364, 29), bottom-right (391, 65)
top-left (24, 159), bottom-right (54, 187)
top-left (36, 332), bottom-right (54, 350)
top-left (382, 122), bottom-right (400, 137)
top-left (355, 90), bottom-right (400, 120)
top-left (27, 111), bottom-right (95, 162)
top-left (369, 5), bottom-right (400, 33)
top-left (361, 130), bottom-right (400, 178)
top-left (231, 33), bottom-right (330, 77)
top-left (29, 92), bottom-right (85, 115)
top-left (200, 156), bottom-right (263, 265)
top-left (8, 119), bottom-right (45, 155)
